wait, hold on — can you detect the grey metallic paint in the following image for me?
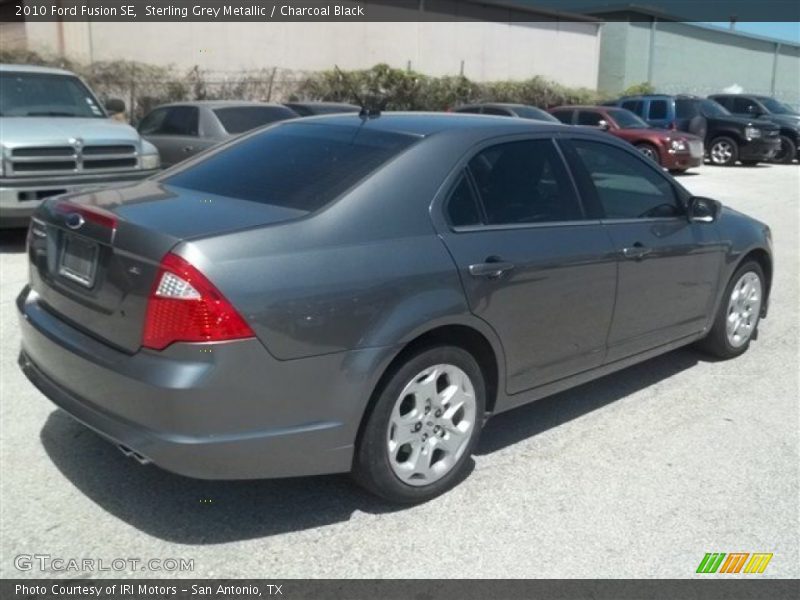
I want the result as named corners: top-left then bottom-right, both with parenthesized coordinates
top-left (18, 113), bottom-right (772, 480)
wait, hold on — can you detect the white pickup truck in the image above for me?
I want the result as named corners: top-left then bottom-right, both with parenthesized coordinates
top-left (0, 63), bottom-right (161, 227)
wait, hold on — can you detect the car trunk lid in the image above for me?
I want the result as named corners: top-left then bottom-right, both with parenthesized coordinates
top-left (27, 180), bottom-right (307, 353)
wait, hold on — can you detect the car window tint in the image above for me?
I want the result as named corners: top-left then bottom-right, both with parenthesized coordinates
top-left (213, 106), bottom-right (296, 134)
top-left (447, 174), bottom-right (481, 227)
top-left (455, 107), bottom-right (483, 114)
top-left (551, 110), bottom-right (573, 124)
top-left (577, 111), bottom-right (603, 126)
top-left (675, 99), bottom-right (700, 119)
top-left (732, 97), bottom-right (756, 113)
top-left (482, 107), bottom-right (512, 116)
top-left (648, 100), bottom-right (668, 119)
top-left (154, 106), bottom-right (199, 136)
top-left (467, 140), bottom-right (583, 225)
top-left (621, 100), bottom-right (644, 116)
top-left (138, 108), bottom-right (168, 135)
top-left (571, 140), bottom-right (681, 219)
top-left (165, 122), bottom-right (417, 212)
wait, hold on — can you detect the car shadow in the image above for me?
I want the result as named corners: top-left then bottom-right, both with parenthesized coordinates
top-left (1, 229), bottom-right (27, 254)
top-left (40, 346), bottom-right (704, 544)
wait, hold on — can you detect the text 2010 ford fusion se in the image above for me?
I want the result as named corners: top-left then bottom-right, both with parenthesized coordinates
top-left (17, 113), bottom-right (772, 503)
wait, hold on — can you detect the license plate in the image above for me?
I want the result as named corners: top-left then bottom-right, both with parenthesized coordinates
top-left (59, 235), bottom-right (98, 288)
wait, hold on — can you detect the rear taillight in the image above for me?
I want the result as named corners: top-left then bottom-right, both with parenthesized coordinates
top-left (142, 253), bottom-right (254, 350)
top-left (55, 200), bottom-right (118, 230)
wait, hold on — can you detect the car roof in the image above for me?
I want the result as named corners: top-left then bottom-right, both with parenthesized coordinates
top-left (288, 111), bottom-right (575, 137)
top-left (286, 101), bottom-right (360, 108)
top-left (0, 63), bottom-right (77, 76)
top-left (155, 101), bottom-right (290, 109)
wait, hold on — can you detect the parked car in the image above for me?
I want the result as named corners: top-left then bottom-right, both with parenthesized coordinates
top-left (0, 64), bottom-right (160, 228)
top-left (609, 94), bottom-right (781, 166)
top-left (283, 101), bottom-right (360, 116)
top-left (549, 105), bottom-right (703, 173)
top-left (18, 113), bottom-right (772, 503)
top-left (137, 101), bottom-right (298, 167)
top-left (453, 103), bottom-right (560, 123)
top-left (709, 93), bottom-right (800, 164)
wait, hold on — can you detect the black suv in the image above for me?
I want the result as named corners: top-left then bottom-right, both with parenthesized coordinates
top-left (709, 93), bottom-right (800, 164)
top-left (610, 94), bottom-right (781, 166)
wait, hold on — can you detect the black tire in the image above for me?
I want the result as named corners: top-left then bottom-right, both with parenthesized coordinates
top-left (669, 168), bottom-right (688, 175)
top-left (708, 136), bottom-right (739, 166)
top-left (352, 345), bottom-right (486, 503)
top-left (697, 260), bottom-right (765, 359)
top-left (772, 135), bottom-right (797, 164)
top-left (635, 142), bottom-right (660, 164)
top-left (740, 160), bottom-right (761, 167)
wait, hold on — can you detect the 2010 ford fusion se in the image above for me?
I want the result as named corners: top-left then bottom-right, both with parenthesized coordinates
top-left (17, 113), bottom-right (772, 503)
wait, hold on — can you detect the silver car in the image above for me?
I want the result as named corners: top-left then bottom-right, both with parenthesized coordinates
top-left (137, 101), bottom-right (298, 167)
top-left (0, 64), bottom-right (161, 227)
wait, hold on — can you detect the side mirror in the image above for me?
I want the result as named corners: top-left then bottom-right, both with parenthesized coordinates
top-left (687, 196), bottom-right (721, 223)
top-left (105, 98), bottom-right (126, 114)
top-left (597, 119), bottom-right (610, 131)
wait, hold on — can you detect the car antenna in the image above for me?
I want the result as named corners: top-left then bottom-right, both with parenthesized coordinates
top-left (334, 65), bottom-right (383, 119)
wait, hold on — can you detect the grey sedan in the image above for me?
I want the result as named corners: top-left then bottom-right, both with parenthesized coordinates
top-left (18, 113), bottom-right (772, 503)
top-left (137, 101), bottom-right (298, 167)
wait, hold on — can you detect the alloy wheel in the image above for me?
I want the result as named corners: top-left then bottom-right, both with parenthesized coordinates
top-left (637, 145), bottom-right (657, 161)
top-left (386, 364), bottom-right (477, 486)
top-left (710, 140), bottom-right (734, 165)
top-left (726, 271), bottom-right (762, 348)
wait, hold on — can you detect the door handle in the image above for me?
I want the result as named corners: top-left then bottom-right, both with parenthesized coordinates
top-left (469, 260), bottom-right (515, 279)
top-left (183, 146), bottom-right (194, 153)
top-left (621, 243), bottom-right (652, 260)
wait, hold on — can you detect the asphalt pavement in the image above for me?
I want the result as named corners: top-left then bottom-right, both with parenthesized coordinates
top-left (0, 163), bottom-right (797, 578)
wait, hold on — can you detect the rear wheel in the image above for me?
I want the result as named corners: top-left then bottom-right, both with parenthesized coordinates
top-left (635, 143), bottom-right (660, 164)
top-left (772, 135), bottom-right (797, 164)
top-left (353, 346), bottom-right (485, 503)
top-left (697, 261), bottom-right (765, 359)
top-left (709, 136), bottom-right (738, 166)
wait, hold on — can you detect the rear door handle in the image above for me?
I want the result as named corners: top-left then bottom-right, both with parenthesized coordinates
top-left (469, 260), bottom-right (515, 279)
top-left (621, 243), bottom-right (652, 260)
top-left (183, 146), bottom-right (195, 153)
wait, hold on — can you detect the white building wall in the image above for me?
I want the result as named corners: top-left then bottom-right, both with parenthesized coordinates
top-left (24, 20), bottom-right (601, 87)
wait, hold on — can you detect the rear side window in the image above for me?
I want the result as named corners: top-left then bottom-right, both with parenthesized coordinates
top-left (164, 123), bottom-right (417, 212)
top-left (447, 174), bottom-right (482, 227)
top-left (213, 106), bottom-right (296, 134)
top-left (570, 139), bottom-right (680, 219)
top-left (467, 139), bottom-right (583, 225)
top-left (675, 99), bottom-right (700, 119)
top-left (621, 100), bottom-right (644, 116)
top-left (648, 100), bottom-right (668, 119)
top-left (482, 107), bottom-right (512, 116)
top-left (551, 109), bottom-right (574, 124)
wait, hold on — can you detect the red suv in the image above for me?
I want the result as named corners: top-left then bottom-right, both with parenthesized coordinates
top-left (550, 105), bottom-right (704, 173)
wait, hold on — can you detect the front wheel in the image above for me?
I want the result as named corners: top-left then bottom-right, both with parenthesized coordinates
top-left (697, 261), bottom-right (765, 359)
top-left (772, 135), bottom-right (797, 164)
top-left (635, 143), bottom-right (660, 164)
top-left (708, 136), bottom-right (739, 166)
top-left (353, 346), bottom-right (485, 503)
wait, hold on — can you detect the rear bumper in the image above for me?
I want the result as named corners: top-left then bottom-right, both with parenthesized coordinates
top-left (0, 169), bottom-right (159, 227)
top-left (17, 285), bottom-right (389, 480)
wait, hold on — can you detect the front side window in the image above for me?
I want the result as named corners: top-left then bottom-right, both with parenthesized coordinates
top-left (621, 100), bottom-right (644, 116)
top-left (577, 111), bottom-right (603, 126)
top-left (608, 108), bottom-right (650, 129)
top-left (570, 139), bottom-right (681, 220)
top-left (732, 97), bottom-right (758, 114)
top-left (482, 107), bottom-right (512, 117)
top-left (675, 99), bottom-right (700, 119)
top-left (466, 139), bottom-right (583, 225)
top-left (648, 100), bottom-right (668, 120)
top-left (0, 72), bottom-right (105, 118)
top-left (551, 109), bottom-right (574, 124)
top-left (157, 107), bottom-right (199, 136)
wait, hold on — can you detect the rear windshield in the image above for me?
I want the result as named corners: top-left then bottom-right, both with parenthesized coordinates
top-left (164, 122), bottom-right (418, 212)
top-left (213, 106), bottom-right (297, 133)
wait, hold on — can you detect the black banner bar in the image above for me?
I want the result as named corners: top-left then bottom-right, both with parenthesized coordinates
top-left (2, 0), bottom-right (800, 22)
top-left (3, 579), bottom-right (800, 600)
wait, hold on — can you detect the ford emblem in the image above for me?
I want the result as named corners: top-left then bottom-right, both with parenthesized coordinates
top-left (65, 213), bottom-right (85, 230)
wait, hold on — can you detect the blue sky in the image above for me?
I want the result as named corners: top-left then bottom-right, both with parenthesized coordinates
top-left (705, 22), bottom-right (800, 44)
